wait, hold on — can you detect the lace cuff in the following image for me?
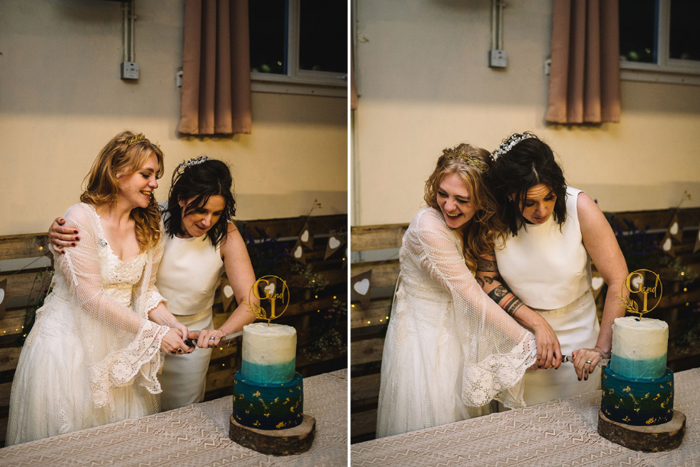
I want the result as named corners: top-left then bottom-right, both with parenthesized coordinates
top-left (88, 321), bottom-right (169, 408)
top-left (142, 291), bottom-right (168, 319)
top-left (461, 333), bottom-right (536, 408)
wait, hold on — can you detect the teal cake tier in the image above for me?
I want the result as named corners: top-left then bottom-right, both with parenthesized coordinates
top-left (610, 353), bottom-right (667, 379)
top-left (601, 366), bottom-right (673, 426)
top-left (232, 371), bottom-right (303, 430)
top-left (241, 358), bottom-right (296, 384)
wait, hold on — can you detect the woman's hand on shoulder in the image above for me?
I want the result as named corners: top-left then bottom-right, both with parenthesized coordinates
top-left (49, 217), bottom-right (80, 254)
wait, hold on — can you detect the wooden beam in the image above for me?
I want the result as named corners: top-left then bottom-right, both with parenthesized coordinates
top-left (351, 338), bottom-right (384, 366)
top-left (351, 409), bottom-right (377, 439)
top-left (0, 234), bottom-right (49, 262)
top-left (351, 224), bottom-right (408, 252)
top-left (350, 261), bottom-right (400, 289)
top-left (350, 299), bottom-right (392, 330)
top-left (351, 373), bottom-right (380, 405)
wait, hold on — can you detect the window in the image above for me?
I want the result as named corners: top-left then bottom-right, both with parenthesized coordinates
top-left (619, 0), bottom-right (700, 85)
top-left (249, 0), bottom-right (348, 96)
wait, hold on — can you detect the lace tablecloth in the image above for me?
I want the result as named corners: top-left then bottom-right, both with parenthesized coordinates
top-left (352, 367), bottom-right (700, 467)
top-left (0, 369), bottom-right (348, 466)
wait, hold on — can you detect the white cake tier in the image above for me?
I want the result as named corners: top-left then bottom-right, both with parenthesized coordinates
top-left (611, 316), bottom-right (668, 379)
top-left (242, 322), bottom-right (297, 364)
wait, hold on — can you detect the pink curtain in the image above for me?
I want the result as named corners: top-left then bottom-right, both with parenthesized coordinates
top-left (178, 0), bottom-right (251, 135)
top-left (546, 0), bottom-right (620, 124)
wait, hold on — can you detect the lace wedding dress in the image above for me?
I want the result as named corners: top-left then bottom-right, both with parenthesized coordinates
top-left (376, 207), bottom-right (537, 438)
top-left (6, 203), bottom-right (170, 445)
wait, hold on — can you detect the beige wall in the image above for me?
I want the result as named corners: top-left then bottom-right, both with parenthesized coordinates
top-left (353, 0), bottom-right (700, 226)
top-left (0, 0), bottom-right (347, 236)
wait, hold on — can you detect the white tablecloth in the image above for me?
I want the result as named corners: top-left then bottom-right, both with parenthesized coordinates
top-left (352, 368), bottom-right (700, 466)
top-left (0, 369), bottom-right (348, 466)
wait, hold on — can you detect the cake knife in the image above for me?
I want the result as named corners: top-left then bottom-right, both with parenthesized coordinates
top-left (561, 354), bottom-right (610, 367)
top-left (185, 330), bottom-right (243, 348)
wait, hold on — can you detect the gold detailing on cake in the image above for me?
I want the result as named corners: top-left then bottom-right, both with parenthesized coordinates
top-left (247, 276), bottom-right (290, 323)
top-left (617, 269), bottom-right (663, 318)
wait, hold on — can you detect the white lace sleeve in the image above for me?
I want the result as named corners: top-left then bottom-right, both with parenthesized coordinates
top-left (59, 204), bottom-right (169, 407)
top-left (408, 208), bottom-right (537, 408)
top-left (141, 226), bottom-right (168, 316)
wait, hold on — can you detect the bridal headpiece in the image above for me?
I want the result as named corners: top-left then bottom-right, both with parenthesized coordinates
top-left (126, 133), bottom-right (147, 147)
top-left (490, 132), bottom-right (537, 160)
top-left (443, 146), bottom-right (489, 173)
top-left (177, 155), bottom-right (210, 172)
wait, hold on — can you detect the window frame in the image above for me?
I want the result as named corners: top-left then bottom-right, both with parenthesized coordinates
top-left (620, 0), bottom-right (700, 85)
top-left (250, 0), bottom-right (348, 97)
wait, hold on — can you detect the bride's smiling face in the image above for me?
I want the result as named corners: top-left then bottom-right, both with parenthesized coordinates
top-left (178, 195), bottom-right (226, 238)
top-left (116, 152), bottom-right (159, 209)
top-left (436, 173), bottom-right (476, 230)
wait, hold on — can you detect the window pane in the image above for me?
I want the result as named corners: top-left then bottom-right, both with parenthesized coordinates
top-left (299, 0), bottom-right (347, 73)
top-left (619, 0), bottom-right (657, 63)
top-left (250, 0), bottom-right (287, 74)
top-left (670, 0), bottom-right (700, 61)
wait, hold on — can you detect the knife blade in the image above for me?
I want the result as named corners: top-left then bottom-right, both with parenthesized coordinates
top-left (561, 354), bottom-right (610, 367)
top-left (185, 330), bottom-right (243, 348)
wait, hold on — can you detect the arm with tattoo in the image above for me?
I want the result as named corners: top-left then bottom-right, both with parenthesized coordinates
top-left (476, 253), bottom-right (563, 369)
top-left (476, 256), bottom-right (523, 317)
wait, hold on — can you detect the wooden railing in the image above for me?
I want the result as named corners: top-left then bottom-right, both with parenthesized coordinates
top-left (0, 214), bottom-right (347, 446)
top-left (350, 207), bottom-right (700, 443)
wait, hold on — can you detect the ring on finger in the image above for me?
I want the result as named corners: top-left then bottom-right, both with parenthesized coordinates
top-left (586, 360), bottom-right (592, 365)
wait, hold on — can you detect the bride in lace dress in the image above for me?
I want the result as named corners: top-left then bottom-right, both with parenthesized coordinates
top-left (6, 131), bottom-right (192, 445)
top-left (376, 144), bottom-right (540, 438)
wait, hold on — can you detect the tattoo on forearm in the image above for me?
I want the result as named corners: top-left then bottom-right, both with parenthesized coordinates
top-left (477, 258), bottom-right (498, 272)
top-left (483, 275), bottom-right (505, 285)
top-left (487, 281), bottom-right (523, 316)
top-left (476, 276), bottom-right (485, 288)
top-left (488, 285), bottom-right (509, 303)
top-left (502, 296), bottom-right (523, 316)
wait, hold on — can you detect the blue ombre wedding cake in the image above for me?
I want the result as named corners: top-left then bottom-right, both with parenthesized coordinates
top-left (601, 316), bottom-right (673, 426)
top-left (232, 323), bottom-right (304, 430)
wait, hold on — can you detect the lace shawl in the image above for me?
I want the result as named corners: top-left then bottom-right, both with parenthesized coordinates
top-left (404, 207), bottom-right (537, 408)
top-left (58, 203), bottom-right (169, 409)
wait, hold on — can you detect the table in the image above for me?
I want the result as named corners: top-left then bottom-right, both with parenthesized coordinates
top-left (351, 368), bottom-right (700, 466)
top-left (0, 369), bottom-right (347, 466)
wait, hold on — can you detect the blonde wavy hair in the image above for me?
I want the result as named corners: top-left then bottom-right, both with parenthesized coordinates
top-left (80, 131), bottom-right (165, 251)
top-left (424, 143), bottom-right (504, 272)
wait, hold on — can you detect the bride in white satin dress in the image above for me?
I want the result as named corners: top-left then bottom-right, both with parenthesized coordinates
top-left (7, 131), bottom-right (192, 445)
top-left (376, 144), bottom-right (545, 438)
top-left (51, 156), bottom-right (258, 411)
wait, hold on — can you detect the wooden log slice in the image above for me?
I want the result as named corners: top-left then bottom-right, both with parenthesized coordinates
top-left (598, 410), bottom-right (686, 452)
top-left (229, 414), bottom-right (316, 456)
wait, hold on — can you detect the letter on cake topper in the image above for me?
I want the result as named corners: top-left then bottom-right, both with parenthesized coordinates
top-left (617, 269), bottom-right (663, 318)
top-left (247, 275), bottom-right (290, 324)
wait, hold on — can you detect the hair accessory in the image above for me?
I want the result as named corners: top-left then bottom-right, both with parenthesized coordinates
top-left (443, 146), bottom-right (489, 173)
top-left (490, 133), bottom-right (537, 160)
top-left (126, 133), bottom-right (147, 147)
top-left (178, 155), bottom-right (210, 171)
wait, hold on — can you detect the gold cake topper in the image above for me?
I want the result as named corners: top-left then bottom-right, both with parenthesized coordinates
top-left (247, 275), bottom-right (290, 324)
top-left (617, 269), bottom-right (663, 318)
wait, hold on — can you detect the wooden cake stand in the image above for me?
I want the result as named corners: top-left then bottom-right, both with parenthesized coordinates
top-left (598, 410), bottom-right (686, 452)
top-left (230, 414), bottom-right (316, 456)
